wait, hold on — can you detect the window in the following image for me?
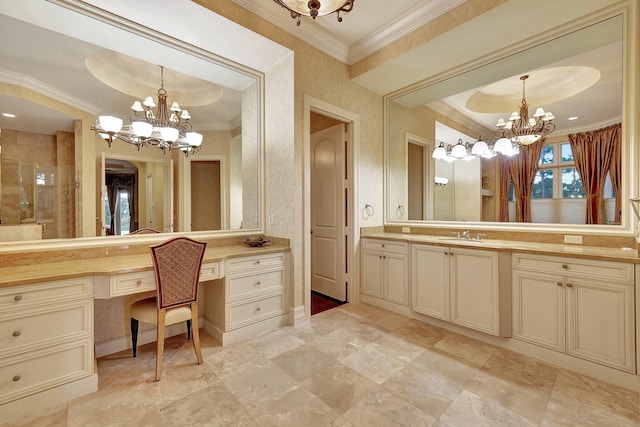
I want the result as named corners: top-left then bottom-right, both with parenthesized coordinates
top-left (532, 142), bottom-right (585, 199)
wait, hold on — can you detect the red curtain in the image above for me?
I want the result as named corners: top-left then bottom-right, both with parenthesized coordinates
top-left (508, 142), bottom-right (544, 222)
top-left (498, 155), bottom-right (511, 222)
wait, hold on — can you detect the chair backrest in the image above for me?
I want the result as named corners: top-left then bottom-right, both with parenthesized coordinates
top-left (131, 228), bottom-right (161, 234)
top-left (150, 237), bottom-right (207, 309)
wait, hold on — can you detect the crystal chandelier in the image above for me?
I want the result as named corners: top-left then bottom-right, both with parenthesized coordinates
top-left (495, 75), bottom-right (555, 146)
top-left (273, 0), bottom-right (355, 26)
top-left (92, 66), bottom-right (203, 157)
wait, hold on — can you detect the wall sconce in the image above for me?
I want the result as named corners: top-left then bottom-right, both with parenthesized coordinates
top-left (435, 176), bottom-right (449, 187)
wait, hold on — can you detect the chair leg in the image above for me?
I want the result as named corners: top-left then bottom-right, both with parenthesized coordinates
top-left (186, 319), bottom-right (192, 340)
top-left (190, 304), bottom-right (203, 365)
top-left (155, 310), bottom-right (166, 381)
top-left (130, 317), bottom-right (139, 357)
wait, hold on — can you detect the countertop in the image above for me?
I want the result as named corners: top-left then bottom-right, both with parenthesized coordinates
top-left (361, 231), bottom-right (640, 263)
top-left (0, 243), bottom-right (290, 288)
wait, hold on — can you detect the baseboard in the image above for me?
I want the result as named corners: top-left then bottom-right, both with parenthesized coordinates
top-left (95, 319), bottom-right (202, 358)
top-left (0, 373), bottom-right (98, 425)
top-left (291, 304), bottom-right (307, 325)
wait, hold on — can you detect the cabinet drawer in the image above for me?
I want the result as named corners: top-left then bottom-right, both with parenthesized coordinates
top-left (199, 261), bottom-right (223, 282)
top-left (362, 239), bottom-right (407, 254)
top-left (0, 300), bottom-right (92, 357)
top-left (0, 278), bottom-right (93, 309)
top-left (227, 293), bottom-right (285, 330)
top-left (227, 253), bottom-right (285, 273)
top-left (108, 271), bottom-right (156, 297)
top-left (228, 270), bottom-right (283, 301)
top-left (512, 253), bottom-right (633, 284)
top-left (0, 338), bottom-right (93, 405)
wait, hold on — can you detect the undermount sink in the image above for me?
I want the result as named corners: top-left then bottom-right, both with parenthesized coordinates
top-left (438, 237), bottom-right (486, 244)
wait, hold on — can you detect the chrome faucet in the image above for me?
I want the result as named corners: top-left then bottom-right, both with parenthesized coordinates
top-left (462, 230), bottom-right (471, 240)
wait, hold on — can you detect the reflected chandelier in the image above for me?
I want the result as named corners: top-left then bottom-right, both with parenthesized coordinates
top-left (274, 0), bottom-right (355, 26)
top-left (92, 66), bottom-right (203, 157)
top-left (495, 75), bottom-right (555, 146)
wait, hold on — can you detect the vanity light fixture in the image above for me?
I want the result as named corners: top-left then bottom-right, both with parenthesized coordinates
top-left (450, 139), bottom-right (469, 158)
top-left (91, 66), bottom-right (203, 157)
top-left (432, 141), bottom-right (447, 160)
top-left (435, 176), bottom-right (449, 187)
top-left (274, 0), bottom-right (354, 26)
top-left (496, 75), bottom-right (555, 145)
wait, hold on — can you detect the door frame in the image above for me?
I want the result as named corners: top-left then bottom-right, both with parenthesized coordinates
top-left (405, 132), bottom-right (434, 220)
top-left (183, 155), bottom-right (227, 231)
top-left (303, 95), bottom-right (360, 321)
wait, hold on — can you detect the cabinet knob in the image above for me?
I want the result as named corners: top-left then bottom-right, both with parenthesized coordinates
top-left (14, 295), bottom-right (23, 302)
top-left (255, 307), bottom-right (261, 313)
top-left (12, 375), bottom-right (21, 382)
top-left (136, 280), bottom-right (142, 285)
top-left (566, 283), bottom-right (573, 288)
top-left (12, 331), bottom-right (21, 337)
top-left (383, 256), bottom-right (386, 259)
top-left (561, 264), bottom-right (568, 269)
top-left (556, 282), bottom-right (563, 287)
top-left (444, 252), bottom-right (449, 256)
top-left (255, 281), bottom-right (261, 286)
top-left (255, 260), bottom-right (260, 265)
top-left (381, 244), bottom-right (385, 248)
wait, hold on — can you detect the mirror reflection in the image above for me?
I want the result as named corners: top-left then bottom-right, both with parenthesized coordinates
top-left (387, 15), bottom-right (623, 226)
top-left (0, 11), bottom-right (261, 242)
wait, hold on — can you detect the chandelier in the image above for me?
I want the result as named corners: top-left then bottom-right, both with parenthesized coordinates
top-left (495, 75), bottom-right (555, 146)
top-left (273, 0), bottom-right (355, 26)
top-left (92, 66), bottom-right (203, 157)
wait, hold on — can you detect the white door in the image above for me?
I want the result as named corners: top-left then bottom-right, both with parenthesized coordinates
top-left (311, 124), bottom-right (346, 301)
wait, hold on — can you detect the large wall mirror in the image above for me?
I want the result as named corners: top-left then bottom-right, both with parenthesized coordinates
top-left (0, 2), bottom-right (262, 242)
top-left (385, 11), bottom-right (633, 232)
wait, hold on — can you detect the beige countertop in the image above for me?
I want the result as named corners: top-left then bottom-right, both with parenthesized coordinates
top-left (0, 243), bottom-right (290, 288)
top-left (361, 231), bottom-right (640, 263)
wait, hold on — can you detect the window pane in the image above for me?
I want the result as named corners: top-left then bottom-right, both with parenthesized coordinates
top-left (561, 143), bottom-right (574, 163)
top-left (119, 192), bottom-right (131, 235)
top-left (532, 169), bottom-right (554, 199)
top-left (539, 145), bottom-right (554, 165)
top-left (562, 167), bottom-right (585, 198)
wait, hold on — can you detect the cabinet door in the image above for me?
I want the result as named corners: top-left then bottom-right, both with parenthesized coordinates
top-left (566, 277), bottom-right (635, 373)
top-left (512, 270), bottom-right (565, 352)
top-left (383, 252), bottom-right (409, 306)
top-left (450, 248), bottom-right (499, 335)
top-left (361, 251), bottom-right (383, 298)
top-left (411, 244), bottom-right (449, 320)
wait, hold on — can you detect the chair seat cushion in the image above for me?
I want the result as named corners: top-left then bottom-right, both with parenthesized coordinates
top-left (130, 297), bottom-right (193, 325)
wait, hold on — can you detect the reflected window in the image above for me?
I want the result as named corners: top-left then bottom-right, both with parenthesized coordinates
top-left (534, 142), bottom-right (585, 199)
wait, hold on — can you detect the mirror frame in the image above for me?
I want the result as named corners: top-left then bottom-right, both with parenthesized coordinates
top-left (0, 0), bottom-right (277, 250)
top-left (383, 2), bottom-right (638, 236)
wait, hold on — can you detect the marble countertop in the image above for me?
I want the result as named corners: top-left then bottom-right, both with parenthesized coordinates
top-left (0, 243), bottom-right (290, 288)
top-left (361, 231), bottom-right (640, 263)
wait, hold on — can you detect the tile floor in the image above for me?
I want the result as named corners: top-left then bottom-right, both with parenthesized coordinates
top-left (7, 303), bottom-right (640, 427)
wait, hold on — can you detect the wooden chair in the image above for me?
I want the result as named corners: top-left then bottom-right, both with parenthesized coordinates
top-left (130, 228), bottom-right (161, 234)
top-left (129, 237), bottom-right (206, 381)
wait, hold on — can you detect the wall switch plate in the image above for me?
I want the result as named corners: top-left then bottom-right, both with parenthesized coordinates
top-left (402, 227), bottom-right (410, 233)
top-left (564, 235), bottom-right (583, 244)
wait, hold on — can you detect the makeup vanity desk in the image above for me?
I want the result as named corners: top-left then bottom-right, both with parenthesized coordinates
top-left (0, 241), bottom-right (290, 423)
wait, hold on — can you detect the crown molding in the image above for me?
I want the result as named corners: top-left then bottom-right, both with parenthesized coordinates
top-left (0, 69), bottom-right (102, 115)
top-left (233, 0), bottom-right (466, 65)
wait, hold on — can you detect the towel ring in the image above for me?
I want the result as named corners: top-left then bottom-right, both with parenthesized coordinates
top-left (396, 205), bottom-right (405, 218)
top-left (363, 204), bottom-right (374, 218)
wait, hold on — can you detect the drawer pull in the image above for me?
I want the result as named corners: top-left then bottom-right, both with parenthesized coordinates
top-left (382, 244), bottom-right (385, 248)
top-left (136, 280), bottom-right (142, 286)
top-left (255, 260), bottom-right (260, 265)
top-left (561, 264), bottom-right (568, 269)
top-left (14, 295), bottom-right (23, 302)
top-left (12, 331), bottom-right (21, 337)
top-left (255, 281), bottom-right (261, 286)
top-left (12, 375), bottom-right (21, 382)
top-left (255, 307), bottom-right (261, 313)
top-left (556, 282), bottom-right (563, 287)
top-left (566, 283), bottom-right (573, 288)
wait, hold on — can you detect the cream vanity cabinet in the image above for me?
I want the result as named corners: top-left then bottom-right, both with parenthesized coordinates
top-left (204, 252), bottom-right (288, 345)
top-left (360, 239), bottom-right (409, 307)
top-left (0, 277), bottom-right (96, 415)
top-left (512, 253), bottom-right (635, 373)
top-left (412, 244), bottom-right (511, 337)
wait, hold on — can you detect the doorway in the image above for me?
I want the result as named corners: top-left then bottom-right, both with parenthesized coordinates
top-left (190, 160), bottom-right (222, 231)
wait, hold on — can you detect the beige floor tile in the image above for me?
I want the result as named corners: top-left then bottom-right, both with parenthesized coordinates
top-left (222, 361), bottom-right (299, 410)
top-left (433, 333), bottom-right (497, 366)
top-left (371, 333), bottom-right (425, 363)
top-left (247, 385), bottom-right (339, 427)
top-left (4, 404), bottom-right (67, 427)
top-left (359, 309), bottom-right (412, 332)
top-left (271, 343), bottom-right (339, 382)
top-left (390, 319), bottom-right (450, 348)
top-left (411, 348), bottom-right (480, 389)
top-left (159, 380), bottom-right (257, 426)
top-left (204, 341), bottom-right (270, 379)
top-left (541, 388), bottom-right (637, 427)
top-left (439, 389), bottom-right (537, 427)
top-left (342, 388), bottom-right (437, 427)
top-left (337, 302), bottom-right (380, 319)
top-left (550, 370), bottom-right (640, 425)
top-left (341, 343), bottom-right (409, 385)
top-left (245, 328), bottom-right (306, 359)
top-left (301, 362), bottom-right (380, 414)
top-left (384, 363), bottom-right (463, 418)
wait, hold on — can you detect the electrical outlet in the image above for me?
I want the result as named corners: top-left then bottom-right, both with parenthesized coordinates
top-left (564, 235), bottom-right (583, 244)
top-left (402, 227), bottom-right (410, 233)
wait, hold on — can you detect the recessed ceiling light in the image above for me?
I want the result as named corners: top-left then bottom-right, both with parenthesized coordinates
top-left (2, 113), bottom-right (16, 118)
top-left (568, 116), bottom-right (579, 121)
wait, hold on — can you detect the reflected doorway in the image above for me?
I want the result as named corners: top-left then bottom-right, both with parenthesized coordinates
top-left (190, 160), bottom-right (222, 231)
top-left (104, 159), bottom-right (137, 236)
